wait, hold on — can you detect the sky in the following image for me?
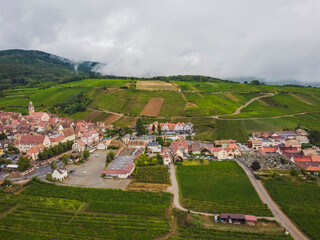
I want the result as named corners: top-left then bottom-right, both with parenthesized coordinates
top-left (1, 0), bottom-right (320, 84)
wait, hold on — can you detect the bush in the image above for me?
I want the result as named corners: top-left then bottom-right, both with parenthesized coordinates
top-left (251, 160), bottom-right (261, 171)
top-left (46, 174), bottom-right (53, 182)
top-left (290, 169), bottom-right (299, 177)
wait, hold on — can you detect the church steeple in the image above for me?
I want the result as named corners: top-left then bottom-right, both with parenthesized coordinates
top-left (29, 101), bottom-right (34, 115)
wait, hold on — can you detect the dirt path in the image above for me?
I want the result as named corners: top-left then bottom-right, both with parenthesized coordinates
top-left (290, 93), bottom-right (312, 105)
top-left (231, 93), bottom-right (275, 115)
top-left (236, 159), bottom-right (308, 240)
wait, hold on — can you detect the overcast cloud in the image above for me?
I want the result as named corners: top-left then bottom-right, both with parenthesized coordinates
top-left (1, 0), bottom-right (320, 83)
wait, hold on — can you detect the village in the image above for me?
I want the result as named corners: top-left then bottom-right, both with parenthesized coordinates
top-left (0, 103), bottom-right (320, 237)
top-left (0, 101), bottom-right (319, 183)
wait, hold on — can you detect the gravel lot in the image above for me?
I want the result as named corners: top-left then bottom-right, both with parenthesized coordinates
top-left (63, 150), bottom-right (131, 190)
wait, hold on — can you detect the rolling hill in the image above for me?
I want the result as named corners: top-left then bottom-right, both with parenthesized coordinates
top-left (0, 49), bottom-right (103, 89)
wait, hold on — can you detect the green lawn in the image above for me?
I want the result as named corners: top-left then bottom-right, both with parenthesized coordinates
top-left (263, 178), bottom-right (320, 240)
top-left (176, 161), bottom-right (271, 216)
top-left (0, 181), bottom-right (171, 240)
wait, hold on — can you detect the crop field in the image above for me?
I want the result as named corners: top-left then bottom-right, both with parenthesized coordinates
top-left (83, 110), bottom-right (112, 122)
top-left (169, 226), bottom-right (292, 240)
top-left (136, 80), bottom-right (177, 91)
top-left (70, 110), bottom-right (93, 120)
top-left (176, 161), bottom-right (271, 216)
top-left (184, 92), bottom-right (259, 116)
top-left (230, 93), bottom-right (320, 118)
top-left (141, 97), bottom-right (163, 116)
top-left (263, 178), bottom-right (320, 240)
top-left (113, 115), bottom-right (137, 128)
top-left (89, 88), bottom-right (185, 116)
top-left (134, 165), bottom-right (170, 184)
top-left (61, 78), bottom-right (129, 88)
top-left (0, 181), bottom-right (171, 240)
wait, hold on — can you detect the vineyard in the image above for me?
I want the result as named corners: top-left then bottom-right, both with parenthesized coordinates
top-left (134, 165), bottom-right (170, 184)
top-left (0, 181), bottom-right (171, 240)
top-left (169, 226), bottom-right (292, 240)
top-left (176, 161), bottom-right (271, 216)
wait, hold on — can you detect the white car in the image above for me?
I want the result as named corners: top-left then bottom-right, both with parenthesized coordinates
top-left (95, 155), bottom-right (99, 157)
top-left (82, 171), bottom-right (87, 174)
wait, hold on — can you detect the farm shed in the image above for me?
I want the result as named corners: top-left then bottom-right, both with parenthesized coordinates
top-left (220, 213), bottom-right (245, 223)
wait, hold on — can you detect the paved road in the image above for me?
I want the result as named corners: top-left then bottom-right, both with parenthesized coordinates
top-left (235, 159), bottom-right (308, 240)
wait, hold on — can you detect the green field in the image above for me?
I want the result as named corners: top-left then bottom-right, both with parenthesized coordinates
top-left (176, 161), bottom-right (271, 216)
top-left (134, 165), bottom-right (170, 184)
top-left (169, 226), bottom-right (292, 240)
top-left (0, 181), bottom-right (171, 240)
top-left (2, 78), bottom-right (320, 143)
top-left (263, 178), bottom-right (320, 240)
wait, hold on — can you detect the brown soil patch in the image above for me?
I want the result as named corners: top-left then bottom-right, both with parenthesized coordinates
top-left (226, 93), bottom-right (239, 102)
top-left (126, 182), bottom-right (169, 192)
top-left (185, 102), bottom-right (199, 108)
top-left (141, 98), bottom-right (163, 116)
top-left (103, 114), bottom-right (122, 126)
top-left (290, 93), bottom-right (312, 105)
top-left (84, 110), bottom-right (101, 121)
top-left (136, 80), bottom-right (177, 91)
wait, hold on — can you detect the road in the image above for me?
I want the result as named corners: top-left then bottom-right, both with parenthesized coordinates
top-left (3, 161), bottom-right (62, 182)
top-left (231, 94), bottom-right (275, 115)
top-left (235, 159), bottom-right (308, 240)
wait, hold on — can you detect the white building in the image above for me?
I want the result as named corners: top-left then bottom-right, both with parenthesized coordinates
top-left (52, 168), bottom-right (68, 181)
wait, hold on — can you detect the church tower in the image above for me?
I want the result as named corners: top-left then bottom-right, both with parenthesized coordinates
top-left (29, 101), bottom-right (34, 115)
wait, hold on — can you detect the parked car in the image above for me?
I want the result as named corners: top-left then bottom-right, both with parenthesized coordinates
top-left (82, 171), bottom-right (87, 174)
top-left (69, 170), bottom-right (75, 173)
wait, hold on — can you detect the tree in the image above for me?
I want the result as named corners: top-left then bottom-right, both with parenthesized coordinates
top-left (17, 156), bottom-right (31, 171)
top-left (290, 169), bottom-right (299, 177)
top-left (0, 132), bottom-right (7, 140)
top-left (156, 136), bottom-right (164, 146)
top-left (135, 154), bottom-right (148, 166)
top-left (50, 161), bottom-right (57, 170)
top-left (83, 149), bottom-right (90, 160)
top-left (108, 150), bottom-right (115, 161)
top-left (135, 118), bottom-right (145, 136)
top-left (309, 130), bottom-right (320, 146)
top-left (62, 154), bottom-right (69, 165)
top-left (251, 160), bottom-right (261, 171)
top-left (152, 124), bottom-right (155, 132)
top-left (158, 125), bottom-right (162, 135)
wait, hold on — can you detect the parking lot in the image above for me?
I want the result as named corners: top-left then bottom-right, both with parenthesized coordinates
top-left (63, 150), bottom-right (131, 190)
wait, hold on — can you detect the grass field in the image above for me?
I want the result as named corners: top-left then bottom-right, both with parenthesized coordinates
top-left (136, 80), bottom-right (177, 91)
top-left (176, 161), bottom-right (271, 216)
top-left (0, 181), bottom-right (171, 240)
top-left (113, 115), bottom-right (137, 128)
top-left (263, 178), bottom-right (320, 240)
top-left (134, 165), bottom-right (170, 184)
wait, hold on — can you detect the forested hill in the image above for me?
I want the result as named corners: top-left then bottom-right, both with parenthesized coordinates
top-left (0, 49), bottom-right (102, 89)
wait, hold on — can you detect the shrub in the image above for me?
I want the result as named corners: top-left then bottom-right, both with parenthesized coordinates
top-left (290, 169), bottom-right (299, 177)
top-left (251, 160), bottom-right (261, 171)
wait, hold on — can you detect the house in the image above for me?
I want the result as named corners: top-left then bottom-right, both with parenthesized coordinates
top-left (97, 139), bottom-right (111, 150)
top-left (81, 130), bottom-right (99, 146)
top-left (296, 129), bottom-right (308, 136)
top-left (148, 121), bottom-right (194, 134)
top-left (263, 147), bottom-right (278, 154)
top-left (201, 147), bottom-right (212, 156)
top-left (28, 102), bottom-right (50, 122)
top-left (27, 144), bottom-right (46, 161)
top-left (147, 141), bottom-right (162, 153)
top-left (211, 148), bottom-right (227, 160)
top-left (248, 139), bottom-right (263, 150)
top-left (60, 128), bottom-right (76, 141)
top-left (128, 140), bottom-right (147, 148)
top-left (18, 134), bottom-right (51, 153)
top-left (72, 140), bottom-right (86, 152)
top-left (275, 131), bottom-right (297, 139)
top-left (48, 133), bottom-right (64, 146)
top-left (169, 141), bottom-right (189, 161)
top-left (285, 140), bottom-right (301, 150)
top-left (189, 142), bottom-right (201, 155)
top-left (52, 168), bottom-right (68, 181)
top-left (296, 135), bottom-right (309, 144)
top-left (102, 155), bottom-right (135, 178)
top-left (303, 149), bottom-right (317, 156)
top-left (295, 161), bottom-right (320, 171)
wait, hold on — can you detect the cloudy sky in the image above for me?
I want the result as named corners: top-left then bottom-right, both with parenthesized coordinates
top-left (1, 0), bottom-right (320, 83)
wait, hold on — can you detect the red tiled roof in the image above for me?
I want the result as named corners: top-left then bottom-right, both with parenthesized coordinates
top-left (60, 128), bottom-right (75, 137)
top-left (296, 161), bottom-right (320, 171)
top-left (244, 215), bottom-right (257, 222)
top-left (293, 156), bottom-right (312, 162)
top-left (228, 143), bottom-right (238, 149)
top-left (311, 156), bottom-right (320, 162)
top-left (19, 134), bottom-right (45, 145)
top-left (263, 147), bottom-right (277, 153)
top-left (27, 144), bottom-right (45, 154)
top-left (29, 112), bottom-right (47, 118)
